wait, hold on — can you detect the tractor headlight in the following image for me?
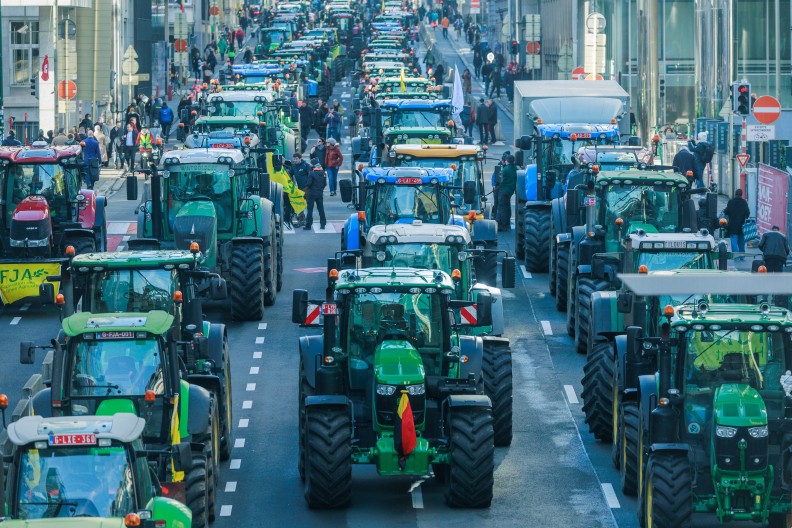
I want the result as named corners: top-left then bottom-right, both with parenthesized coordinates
top-left (406, 384), bottom-right (425, 395)
top-left (458, 251), bottom-right (468, 261)
top-left (716, 425), bottom-right (738, 438)
top-left (376, 384), bottom-right (397, 396)
top-left (376, 251), bottom-right (387, 262)
top-left (749, 426), bottom-right (768, 438)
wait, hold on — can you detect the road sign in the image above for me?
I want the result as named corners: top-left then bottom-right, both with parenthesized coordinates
top-left (736, 153), bottom-right (750, 167)
top-left (572, 66), bottom-right (586, 80)
top-left (57, 80), bottom-right (77, 100)
top-left (584, 73), bottom-right (604, 81)
top-left (522, 14), bottom-right (540, 40)
top-left (525, 42), bottom-right (540, 54)
top-left (123, 45), bottom-right (138, 60)
top-left (753, 95), bottom-right (781, 125)
top-left (121, 73), bottom-right (149, 86)
top-left (747, 124), bottom-right (775, 142)
top-left (122, 59), bottom-right (139, 75)
top-left (210, 6), bottom-right (220, 15)
top-left (585, 12), bottom-right (606, 33)
top-left (174, 39), bottom-right (188, 52)
top-left (57, 100), bottom-right (76, 114)
top-left (41, 55), bottom-right (49, 81)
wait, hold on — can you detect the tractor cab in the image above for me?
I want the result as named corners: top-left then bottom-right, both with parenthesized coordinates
top-left (206, 91), bottom-right (273, 118)
top-left (188, 116), bottom-right (262, 149)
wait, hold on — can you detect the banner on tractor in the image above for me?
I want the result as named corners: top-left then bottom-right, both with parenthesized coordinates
top-left (0, 262), bottom-right (61, 304)
top-left (265, 156), bottom-right (307, 215)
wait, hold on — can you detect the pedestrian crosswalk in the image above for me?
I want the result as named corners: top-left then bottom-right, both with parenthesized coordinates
top-left (107, 221), bottom-right (136, 251)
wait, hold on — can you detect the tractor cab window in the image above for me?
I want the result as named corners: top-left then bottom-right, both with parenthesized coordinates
top-left (389, 110), bottom-right (449, 129)
top-left (379, 242), bottom-right (456, 271)
top-left (603, 184), bottom-right (679, 233)
top-left (88, 268), bottom-right (177, 313)
top-left (7, 164), bottom-right (68, 222)
top-left (396, 158), bottom-right (480, 211)
top-left (372, 183), bottom-right (448, 224)
top-left (210, 101), bottom-right (265, 118)
top-left (166, 165), bottom-right (234, 233)
top-left (637, 250), bottom-right (713, 271)
top-left (69, 337), bottom-right (165, 399)
top-left (16, 445), bottom-right (135, 519)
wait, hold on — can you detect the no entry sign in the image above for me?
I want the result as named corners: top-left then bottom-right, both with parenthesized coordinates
top-left (753, 95), bottom-right (781, 125)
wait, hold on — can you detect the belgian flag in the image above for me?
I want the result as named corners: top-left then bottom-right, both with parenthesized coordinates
top-left (179, 0), bottom-right (185, 13)
top-left (394, 391), bottom-right (417, 459)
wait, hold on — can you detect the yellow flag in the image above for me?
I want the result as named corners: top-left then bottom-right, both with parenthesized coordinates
top-left (265, 154), bottom-right (307, 215)
top-left (400, 67), bottom-right (406, 93)
top-left (171, 394), bottom-right (185, 482)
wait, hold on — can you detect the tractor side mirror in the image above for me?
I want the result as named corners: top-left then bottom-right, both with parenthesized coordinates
top-left (475, 293), bottom-right (493, 327)
top-left (292, 289), bottom-right (309, 324)
top-left (514, 150), bottom-right (524, 167)
top-left (501, 256), bottom-right (516, 289)
top-left (617, 292), bottom-right (633, 314)
top-left (327, 257), bottom-right (342, 274)
top-left (20, 341), bottom-right (35, 365)
top-left (706, 192), bottom-right (718, 221)
top-left (681, 198), bottom-right (697, 230)
top-left (626, 326), bottom-right (644, 358)
top-left (258, 170), bottom-right (271, 198)
top-left (291, 108), bottom-right (299, 122)
top-left (515, 135), bottom-right (532, 150)
top-left (267, 128), bottom-right (278, 144)
top-left (339, 179), bottom-right (354, 203)
top-left (172, 442), bottom-right (193, 473)
top-left (127, 175), bottom-right (138, 200)
top-left (210, 277), bottom-right (227, 300)
top-left (462, 181), bottom-right (476, 205)
top-left (39, 282), bottom-right (55, 304)
top-left (627, 136), bottom-right (641, 146)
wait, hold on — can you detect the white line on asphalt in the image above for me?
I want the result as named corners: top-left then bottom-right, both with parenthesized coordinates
top-left (242, 400), bottom-right (253, 409)
top-left (258, 323), bottom-right (267, 330)
top-left (601, 483), bottom-right (621, 508)
top-left (234, 438), bottom-right (246, 448)
top-left (409, 481), bottom-right (424, 509)
top-left (541, 320), bottom-right (552, 335)
top-left (20, 304), bottom-right (30, 312)
top-left (10, 317), bottom-right (21, 325)
top-left (255, 336), bottom-right (265, 344)
top-left (564, 385), bottom-right (579, 404)
top-left (249, 366), bottom-right (259, 375)
top-left (238, 419), bottom-right (249, 428)
top-left (229, 459), bottom-right (241, 470)
top-left (220, 505), bottom-right (233, 516)
top-left (253, 351), bottom-right (262, 359)
top-left (520, 265), bottom-right (532, 279)
top-left (246, 383), bottom-right (256, 391)
top-left (225, 482), bottom-right (237, 493)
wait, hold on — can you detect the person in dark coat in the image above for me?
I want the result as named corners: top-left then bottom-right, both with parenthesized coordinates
top-left (672, 145), bottom-right (697, 185)
top-left (2, 131), bottom-right (22, 146)
top-left (303, 163), bottom-right (327, 230)
top-left (298, 101), bottom-right (314, 148)
top-left (758, 226), bottom-right (790, 272)
top-left (475, 98), bottom-right (488, 145)
top-left (497, 155), bottom-right (517, 231)
top-left (159, 103), bottom-right (174, 142)
top-left (79, 113), bottom-right (94, 131)
top-left (473, 49), bottom-right (483, 79)
top-left (486, 99), bottom-right (498, 143)
top-left (433, 63), bottom-right (445, 86)
top-left (81, 131), bottom-right (101, 189)
top-left (723, 189), bottom-right (750, 253)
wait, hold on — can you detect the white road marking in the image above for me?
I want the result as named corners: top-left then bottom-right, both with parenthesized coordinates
top-left (249, 366), bottom-right (259, 375)
top-left (234, 438), bottom-right (246, 448)
top-left (220, 505), bottom-right (233, 516)
top-left (601, 483), bottom-right (621, 508)
top-left (238, 419), bottom-right (249, 428)
top-left (20, 304), bottom-right (30, 312)
top-left (409, 481), bottom-right (424, 508)
top-left (225, 482), bottom-right (237, 493)
top-left (541, 320), bottom-right (553, 335)
top-left (242, 400), bottom-right (253, 409)
top-left (313, 224), bottom-right (337, 234)
top-left (520, 265), bottom-right (532, 279)
top-left (229, 459), bottom-right (241, 470)
top-left (246, 383), bottom-right (256, 391)
top-left (258, 323), bottom-right (267, 330)
top-left (255, 336), bottom-right (265, 344)
top-left (253, 351), bottom-right (262, 359)
top-left (564, 385), bottom-right (579, 404)
top-left (10, 317), bottom-right (21, 325)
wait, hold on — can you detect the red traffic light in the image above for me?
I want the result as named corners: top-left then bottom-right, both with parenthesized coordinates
top-left (738, 85), bottom-right (749, 93)
top-left (511, 40), bottom-right (517, 45)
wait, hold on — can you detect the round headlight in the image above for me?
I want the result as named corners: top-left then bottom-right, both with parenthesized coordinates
top-left (376, 251), bottom-right (387, 262)
top-left (458, 251), bottom-right (468, 261)
top-left (388, 235), bottom-right (397, 244)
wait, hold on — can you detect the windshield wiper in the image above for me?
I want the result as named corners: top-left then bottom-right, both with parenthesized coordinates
top-left (679, 253), bottom-right (706, 270)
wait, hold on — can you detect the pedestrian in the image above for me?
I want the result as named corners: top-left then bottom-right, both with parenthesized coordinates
top-left (473, 49), bottom-right (483, 79)
top-left (206, 50), bottom-right (218, 72)
top-left (123, 123), bottom-right (138, 173)
top-left (489, 66), bottom-right (502, 97)
top-left (82, 131), bottom-right (101, 189)
top-left (310, 138), bottom-right (327, 169)
top-left (109, 122), bottom-right (123, 169)
top-left (723, 188), bottom-right (751, 254)
top-left (441, 16), bottom-right (450, 39)
top-left (218, 36), bottom-right (228, 61)
top-left (504, 67), bottom-right (515, 103)
top-left (462, 68), bottom-right (472, 97)
top-left (287, 153), bottom-right (311, 226)
top-left (424, 47), bottom-right (436, 71)
top-left (486, 99), bottom-right (498, 143)
top-left (45, 130), bottom-right (54, 144)
top-left (94, 125), bottom-right (108, 167)
top-left (65, 133), bottom-right (77, 146)
top-left (434, 63), bottom-right (445, 86)
top-left (324, 107), bottom-right (342, 143)
top-left (314, 100), bottom-right (328, 140)
top-left (758, 226), bottom-right (790, 272)
top-left (303, 163), bottom-right (327, 230)
top-left (125, 105), bottom-right (141, 131)
top-left (324, 137), bottom-right (343, 196)
top-left (497, 155), bottom-right (516, 232)
top-left (672, 144), bottom-right (697, 184)
top-left (475, 98), bottom-right (488, 145)
top-left (460, 101), bottom-right (473, 137)
top-left (298, 100), bottom-right (314, 147)
top-left (691, 131), bottom-right (714, 189)
top-left (481, 61), bottom-right (493, 96)
top-left (2, 130), bottom-right (22, 146)
top-left (52, 128), bottom-right (67, 147)
top-left (159, 102), bottom-right (174, 142)
top-left (79, 113), bottom-right (94, 131)
top-left (235, 28), bottom-right (244, 48)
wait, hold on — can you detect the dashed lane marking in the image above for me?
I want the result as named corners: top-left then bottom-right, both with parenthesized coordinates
top-left (20, 304), bottom-right (30, 312)
top-left (253, 352), bottom-right (262, 359)
top-left (225, 482), bottom-right (237, 493)
top-left (242, 400), bottom-right (253, 409)
top-left (238, 419), bottom-right (249, 428)
top-left (249, 366), bottom-right (259, 375)
top-left (541, 320), bottom-right (553, 335)
top-left (601, 483), bottom-right (621, 508)
top-left (409, 480), bottom-right (425, 509)
top-left (312, 224), bottom-right (337, 234)
top-left (258, 323), bottom-right (267, 330)
top-left (229, 459), bottom-right (241, 470)
top-left (220, 505), bottom-right (233, 516)
top-left (10, 317), bottom-right (21, 325)
top-left (520, 265), bottom-right (532, 279)
top-left (246, 383), bottom-right (256, 391)
top-left (234, 438), bottom-right (246, 448)
top-left (564, 385), bottom-right (579, 404)
top-left (255, 337), bottom-right (264, 344)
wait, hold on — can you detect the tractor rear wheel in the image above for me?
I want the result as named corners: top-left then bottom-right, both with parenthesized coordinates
top-left (263, 233), bottom-right (277, 307)
top-left (620, 402), bottom-right (640, 496)
top-left (581, 339), bottom-right (615, 442)
top-left (298, 360), bottom-right (314, 482)
top-left (473, 251), bottom-right (498, 287)
top-left (70, 237), bottom-right (96, 256)
top-left (230, 243), bottom-right (264, 321)
top-left (643, 454), bottom-right (692, 527)
top-left (304, 406), bottom-right (352, 508)
top-left (611, 358), bottom-right (621, 470)
top-left (482, 340), bottom-right (512, 447)
top-left (523, 209), bottom-right (550, 272)
top-left (515, 205), bottom-right (525, 259)
top-left (444, 407), bottom-right (494, 508)
top-left (219, 338), bottom-right (233, 461)
top-left (555, 244), bottom-right (569, 312)
top-left (185, 453), bottom-right (210, 528)
top-left (575, 278), bottom-right (609, 355)
top-left (193, 399), bottom-right (219, 520)
top-left (549, 231), bottom-right (557, 296)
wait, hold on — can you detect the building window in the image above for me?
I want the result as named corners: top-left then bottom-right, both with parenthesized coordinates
top-left (10, 21), bottom-right (40, 87)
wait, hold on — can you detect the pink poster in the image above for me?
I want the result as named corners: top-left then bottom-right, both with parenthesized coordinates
top-left (756, 163), bottom-right (789, 236)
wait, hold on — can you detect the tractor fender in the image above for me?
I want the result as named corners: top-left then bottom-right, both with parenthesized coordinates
top-left (256, 198), bottom-right (275, 236)
top-left (516, 168), bottom-right (527, 202)
top-left (186, 383), bottom-right (213, 437)
top-left (523, 199), bottom-right (550, 211)
top-left (93, 195), bottom-right (107, 230)
top-left (576, 264), bottom-right (592, 277)
top-left (637, 374), bottom-right (657, 438)
top-left (231, 236), bottom-right (265, 248)
top-left (77, 189), bottom-right (98, 229)
top-left (450, 214), bottom-right (466, 228)
top-left (613, 334), bottom-right (629, 396)
top-left (569, 225), bottom-right (587, 272)
top-left (472, 284), bottom-right (504, 335)
top-left (186, 374), bottom-right (221, 400)
top-left (299, 335), bottom-right (325, 389)
top-left (551, 196), bottom-right (566, 235)
top-left (63, 227), bottom-right (98, 244)
top-left (649, 443), bottom-right (690, 455)
top-left (445, 394), bottom-right (492, 409)
top-left (304, 394), bottom-right (351, 409)
top-left (30, 388), bottom-right (53, 418)
top-left (351, 136), bottom-right (362, 157)
top-left (522, 164), bottom-right (539, 201)
top-left (344, 215), bottom-right (361, 250)
top-left (590, 290), bottom-right (618, 342)
top-left (205, 323), bottom-right (227, 371)
top-left (270, 182), bottom-right (284, 222)
top-left (471, 218), bottom-right (497, 244)
top-left (458, 335), bottom-right (484, 381)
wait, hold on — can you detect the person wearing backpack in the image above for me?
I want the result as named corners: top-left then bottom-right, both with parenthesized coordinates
top-left (690, 131), bottom-right (714, 189)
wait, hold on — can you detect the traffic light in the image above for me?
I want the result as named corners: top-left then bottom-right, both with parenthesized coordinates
top-left (510, 40), bottom-right (518, 55)
top-left (659, 78), bottom-right (665, 99)
top-left (732, 82), bottom-right (751, 116)
top-left (29, 77), bottom-right (37, 98)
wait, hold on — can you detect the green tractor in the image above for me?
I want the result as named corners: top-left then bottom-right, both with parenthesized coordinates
top-left (611, 272), bottom-right (792, 526)
top-left (127, 148), bottom-right (281, 319)
top-left (20, 310), bottom-right (220, 528)
top-left (293, 267), bottom-right (497, 508)
top-left (0, 412), bottom-right (192, 527)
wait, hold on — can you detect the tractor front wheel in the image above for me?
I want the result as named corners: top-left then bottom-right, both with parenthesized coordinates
top-left (230, 243), bottom-right (265, 321)
top-left (298, 360), bottom-right (314, 482)
top-left (581, 339), bottom-right (615, 442)
top-left (515, 205), bottom-right (525, 259)
top-left (523, 209), bottom-right (550, 272)
top-left (219, 339), bottom-right (234, 461)
top-left (304, 406), bottom-right (352, 508)
top-left (620, 402), bottom-right (640, 496)
top-left (482, 340), bottom-right (513, 447)
top-left (643, 454), bottom-right (692, 527)
top-left (263, 233), bottom-right (277, 307)
top-left (555, 243), bottom-right (570, 312)
top-left (444, 407), bottom-right (494, 508)
top-left (575, 278), bottom-right (610, 355)
top-left (185, 453), bottom-right (210, 528)
top-left (69, 237), bottom-right (96, 256)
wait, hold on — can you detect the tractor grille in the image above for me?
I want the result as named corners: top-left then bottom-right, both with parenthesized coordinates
top-left (715, 426), bottom-right (768, 470)
top-left (173, 215), bottom-right (215, 252)
top-left (376, 389), bottom-right (425, 427)
top-left (10, 218), bottom-right (49, 243)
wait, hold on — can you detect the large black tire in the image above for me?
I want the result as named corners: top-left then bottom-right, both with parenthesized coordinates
top-left (581, 339), bottom-right (615, 441)
top-left (482, 340), bottom-right (513, 447)
top-left (444, 407), bottom-right (495, 508)
top-left (523, 209), bottom-right (550, 272)
top-left (230, 243), bottom-right (264, 321)
top-left (70, 237), bottom-right (96, 256)
top-left (298, 360), bottom-right (314, 482)
top-left (473, 251), bottom-right (498, 287)
top-left (555, 243), bottom-right (569, 312)
top-left (575, 278), bottom-right (610, 355)
top-left (611, 356), bottom-right (622, 469)
top-left (218, 337), bottom-right (233, 461)
top-left (185, 454), bottom-right (210, 528)
top-left (515, 205), bottom-right (525, 259)
top-left (643, 454), bottom-right (692, 527)
top-left (549, 232), bottom-right (557, 296)
top-left (304, 406), bottom-right (352, 508)
top-left (620, 402), bottom-right (640, 496)
top-left (263, 233), bottom-right (277, 307)
top-left (193, 400), bottom-right (220, 521)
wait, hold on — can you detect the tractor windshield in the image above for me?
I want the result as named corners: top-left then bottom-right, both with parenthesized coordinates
top-left (166, 164), bottom-right (234, 232)
top-left (396, 158), bottom-right (481, 211)
top-left (603, 184), bottom-right (680, 233)
top-left (370, 183), bottom-right (449, 224)
top-left (17, 445), bottom-right (135, 519)
top-left (7, 164), bottom-right (70, 222)
top-left (637, 251), bottom-right (713, 271)
top-left (543, 138), bottom-right (598, 174)
top-left (379, 243), bottom-right (457, 270)
top-left (387, 109), bottom-right (450, 129)
top-left (86, 268), bottom-right (177, 313)
top-left (262, 28), bottom-right (288, 45)
top-left (209, 101), bottom-right (266, 118)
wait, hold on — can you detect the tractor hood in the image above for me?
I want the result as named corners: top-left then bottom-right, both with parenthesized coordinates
top-left (0, 519), bottom-right (125, 528)
top-left (713, 384), bottom-right (767, 428)
top-left (173, 201), bottom-right (217, 266)
top-left (373, 339), bottom-right (425, 386)
top-left (12, 195), bottom-right (50, 222)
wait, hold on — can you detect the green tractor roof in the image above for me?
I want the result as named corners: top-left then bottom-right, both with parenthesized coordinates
top-left (161, 148), bottom-right (245, 165)
top-left (596, 170), bottom-right (689, 186)
top-left (672, 303), bottom-right (792, 326)
top-left (385, 127), bottom-right (452, 136)
top-left (367, 223), bottom-right (471, 246)
top-left (194, 116), bottom-right (262, 127)
top-left (72, 250), bottom-right (195, 269)
top-left (62, 311), bottom-right (174, 337)
top-left (336, 268), bottom-right (456, 291)
top-left (627, 230), bottom-right (717, 251)
top-left (7, 413), bottom-right (145, 446)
